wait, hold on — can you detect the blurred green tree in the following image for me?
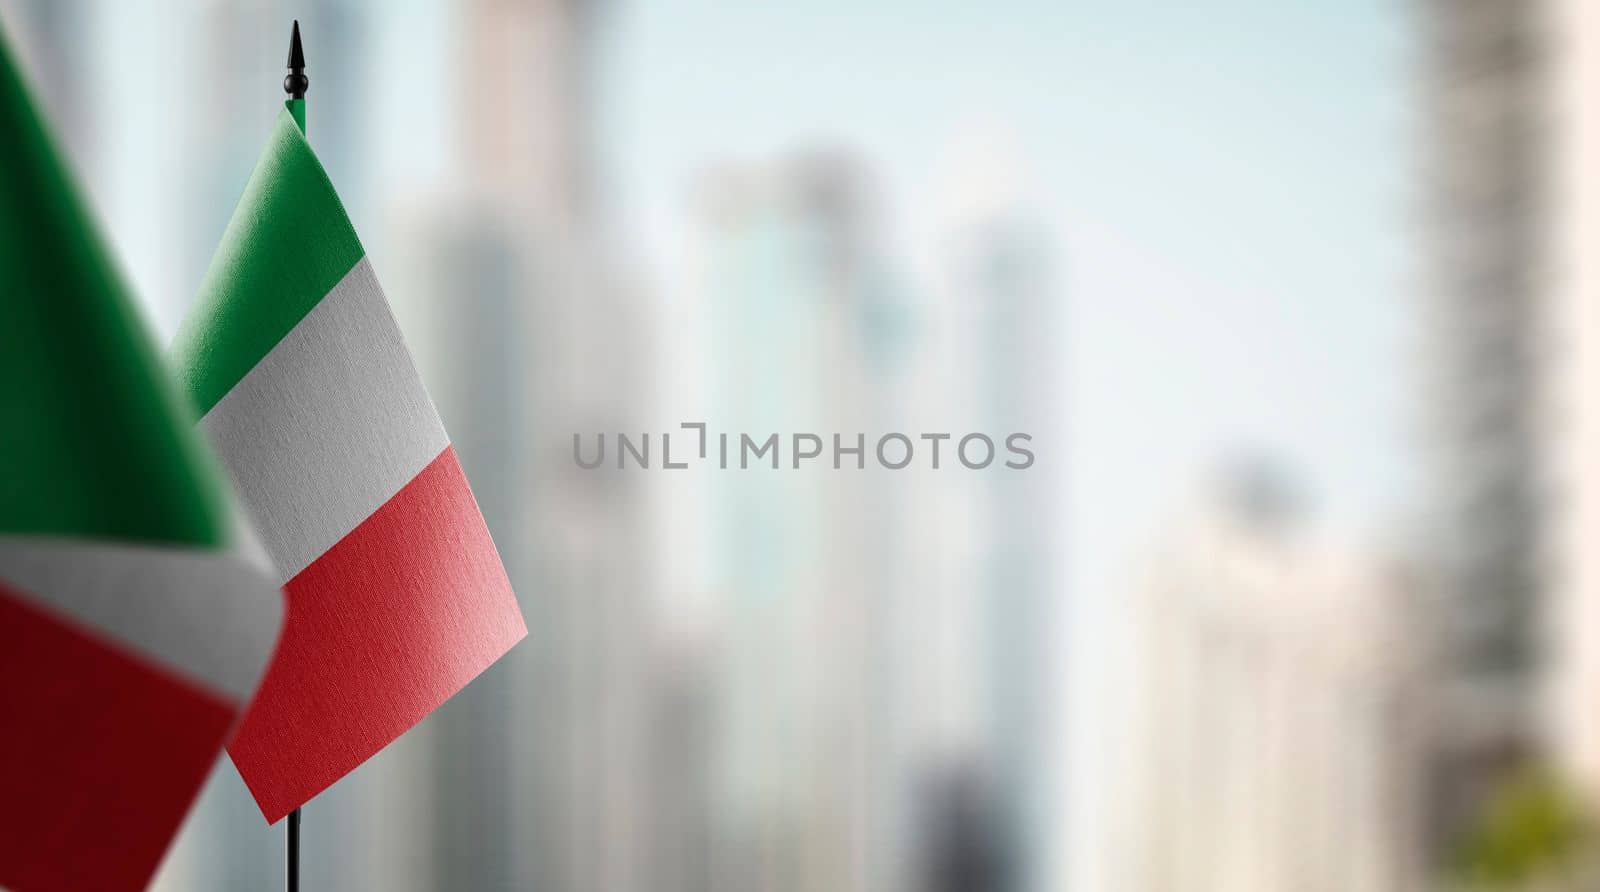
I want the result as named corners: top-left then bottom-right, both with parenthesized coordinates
top-left (1452, 767), bottom-right (1595, 890)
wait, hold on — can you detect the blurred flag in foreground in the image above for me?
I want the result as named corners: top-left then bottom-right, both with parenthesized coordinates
top-left (170, 108), bottom-right (527, 823)
top-left (0, 29), bottom-right (282, 892)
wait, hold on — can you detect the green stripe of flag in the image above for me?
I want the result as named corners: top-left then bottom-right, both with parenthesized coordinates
top-left (170, 110), bottom-right (364, 417)
top-left (0, 32), bottom-right (227, 546)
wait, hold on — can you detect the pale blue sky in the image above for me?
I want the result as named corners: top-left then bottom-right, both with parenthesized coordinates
top-left (599, 0), bottom-right (1412, 601)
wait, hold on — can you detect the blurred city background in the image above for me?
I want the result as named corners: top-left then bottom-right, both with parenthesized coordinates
top-left (5, 0), bottom-right (1600, 890)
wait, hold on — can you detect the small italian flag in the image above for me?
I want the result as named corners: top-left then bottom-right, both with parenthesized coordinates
top-left (0, 29), bottom-right (282, 892)
top-left (170, 109), bottom-right (527, 822)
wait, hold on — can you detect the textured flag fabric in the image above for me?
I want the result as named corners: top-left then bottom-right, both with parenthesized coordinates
top-left (170, 108), bottom-right (527, 823)
top-left (0, 30), bottom-right (282, 892)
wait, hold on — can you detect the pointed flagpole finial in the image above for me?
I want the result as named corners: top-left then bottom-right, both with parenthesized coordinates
top-left (284, 20), bottom-right (308, 99)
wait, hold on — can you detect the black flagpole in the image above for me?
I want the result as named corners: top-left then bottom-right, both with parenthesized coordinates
top-left (282, 19), bottom-right (306, 892)
top-left (286, 807), bottom-right (301, 892)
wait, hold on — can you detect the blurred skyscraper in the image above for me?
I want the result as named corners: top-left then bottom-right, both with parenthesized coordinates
top-left (690, 153), bottom-right (910, 892)
top-left (887, 134), bottom-right (1063, 892)
top-left (945, 177), bottom-right (1060, 892)
top-left (1543, 0), bottom-right (1600, 823)
top-left (400, 1), bottom-right (655, 890)
top-left (1108, 466), bottom-right (1428, 892)
top-left (1416, 0), bottom-right (1551, 853)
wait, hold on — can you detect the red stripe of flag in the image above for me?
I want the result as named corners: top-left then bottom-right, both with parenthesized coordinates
top-left (0, 582), bottom-right (236, 892)
top-left (228, 445), bottom-right (525, 821)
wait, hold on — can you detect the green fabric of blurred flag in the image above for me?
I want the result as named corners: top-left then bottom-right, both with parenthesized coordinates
top-left (0, 25), bottom-right (281, 892)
